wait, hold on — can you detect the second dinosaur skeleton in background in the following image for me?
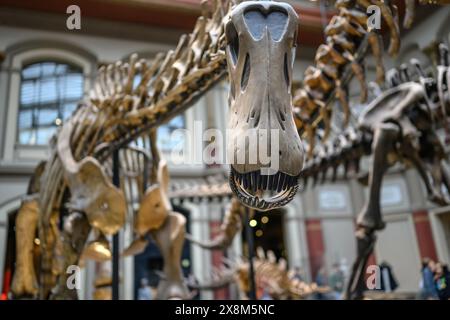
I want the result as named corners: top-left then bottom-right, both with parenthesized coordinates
top-left (344, 47), bottom-right (450, 299)
top-left (188, 248), bottom-right (330, 300)
top-left (186, 0), bottom-right (449, 300)
top-left (300, 44), bottom-right (450, 299)
top-left (293, 0), bottom-right (424, 156)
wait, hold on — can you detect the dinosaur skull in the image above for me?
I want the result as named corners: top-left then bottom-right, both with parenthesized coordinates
top-left (225, 1), bottom-right (304, 210)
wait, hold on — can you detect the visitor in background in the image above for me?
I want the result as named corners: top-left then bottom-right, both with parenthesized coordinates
top-left (379, 261), bottom-right (398, 293)
top-left (137, 278), bottom-right (153, 300)
top-left (187, 274), bottom-right (201, 300)
top-left (328, 263), bottom-right (345, 300)
top-left (260, 285), bottom-right (274, 300)
top-left (339, 258), bottom-right (350, 285)
top-left (291, 266), bottom-right (305, 282)
top-left (258, 276), bottom-right (273, 300)
top-left (434, 263), bottom-right (450, 300)
top-left (314, 267), bottom-right (328, 300)
top-left (419, 258), bottom-right (438, 299)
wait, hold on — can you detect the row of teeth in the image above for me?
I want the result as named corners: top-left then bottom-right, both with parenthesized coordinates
top-left (229, 169), bottom-right (300, 210)
top-left (232, 170), bottom-right (299, 193)
top-left (232, 181), bottom-right (299, 210)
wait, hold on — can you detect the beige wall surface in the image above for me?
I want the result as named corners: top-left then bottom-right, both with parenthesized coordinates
top-left (375, 216), bottom-right (421, 293)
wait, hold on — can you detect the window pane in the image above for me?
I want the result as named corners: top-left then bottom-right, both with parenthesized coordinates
top-left (20, 81), bottom-right (37, 106)
top-left (41, 62), bottom-right (56, 77)
top-left (17, 61), bottom-right (83, 145)
top-left (55, 64), bottom-right (69, 75)
top-left (133, 74), bottom-right (142, 91)
top-left (18, 110), bottom-right (33, 129)
top-left (39, 77), bottom-right (58, 103)
top-left (62, 102), bottom-right (77, 120)
top-left (63, 74), bottom-right (83, 99)
top-left (157, 115), bottom-right (186, 152)
top-left (38, 109), bottom-right (57, 126)
top-left (168, 115), bottom-right (184, 128)
top-left (19, 130), bottom-right (33, 145)
top-left (22, 64), bottom-right (41, 79)
top-left (36, 127), bottom-right (55, 145)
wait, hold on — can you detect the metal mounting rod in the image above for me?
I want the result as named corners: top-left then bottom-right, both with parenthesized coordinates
top-left (112, 149), bottom-right (120, 300)
top-left (245, 207), bottom-right (257, 300)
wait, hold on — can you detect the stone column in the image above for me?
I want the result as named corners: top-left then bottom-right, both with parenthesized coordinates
top-left (284, 196), bottom-right (310, 279)
top-left (184, 200), bottom-right (212, 299)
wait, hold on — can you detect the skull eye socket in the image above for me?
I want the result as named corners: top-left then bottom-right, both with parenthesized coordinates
top-left (226, 22), bottom-right (239, 66)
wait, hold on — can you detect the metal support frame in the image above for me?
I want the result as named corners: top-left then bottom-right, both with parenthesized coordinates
top-left (112, 149), bottom-right (120, 300)
top-left (244, 207), bottom-right (257, 300)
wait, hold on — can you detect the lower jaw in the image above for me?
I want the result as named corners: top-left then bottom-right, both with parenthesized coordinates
top-left (229, 167), bottom-right (300, 211)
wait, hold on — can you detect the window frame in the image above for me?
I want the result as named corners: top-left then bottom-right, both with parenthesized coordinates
top-left (3, 48), bottom-right (92, 162)
top-left (17, 60), bottom-right (85, 147)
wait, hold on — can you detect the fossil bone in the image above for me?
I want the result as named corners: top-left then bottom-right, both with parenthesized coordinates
top-left (190, 248), bottom-right (330, 300)
top-left (186, 197), bottom-right (244, 250)
top-left (10, 162), bottom-right (46, 298)
top-left (57, 111), bottom-right (126, 236)
top-left (226, 1), bottom-right (304, 211)
top-left (301, 51), bottom-right (450, 299)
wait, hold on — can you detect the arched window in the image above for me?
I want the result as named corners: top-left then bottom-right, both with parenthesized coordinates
top-left (17, 61), bottom-right (84, 145)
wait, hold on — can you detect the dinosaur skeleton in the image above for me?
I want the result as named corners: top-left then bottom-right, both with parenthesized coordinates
top-left (299, 45), bottom-right (450, 299)
top-left (11, 0), bottom-right (228, 300)
top-left (188, 248), bottom-right (330, 300)
top-left (293, 0), bottom-right (415, 156)
top-left (9, 0), bottom-right (445, 300)
top-left (345, 48), bottom-right (450, 299)
top-left (9, 0), bottom-right (303, 300)
top-left (181, 0), bottom-right (450, 300)
top-left (193, 47), bottom-right (450, 299)
top-left (186, 197), bottom-right (243, 250)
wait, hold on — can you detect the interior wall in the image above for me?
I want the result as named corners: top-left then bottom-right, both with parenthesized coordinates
top-left (375, 215), bottom-right (421, 293)
top-left (321, 219), bottom-right (356, 278)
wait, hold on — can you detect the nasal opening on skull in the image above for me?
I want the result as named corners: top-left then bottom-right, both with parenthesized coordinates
top-left (243, 7), bottom-right (288, 41)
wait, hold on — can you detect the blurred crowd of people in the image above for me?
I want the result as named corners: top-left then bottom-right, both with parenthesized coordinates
top-left (419, 258), bottom-right (450, 300)
top-left (136, 257), bottom-right (450, 300)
